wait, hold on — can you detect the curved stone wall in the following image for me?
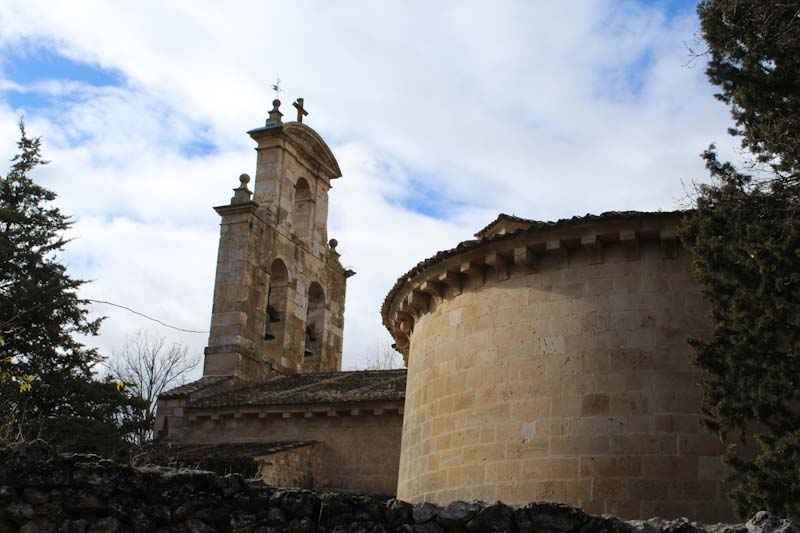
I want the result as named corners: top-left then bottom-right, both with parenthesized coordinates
top-left (387, 213), bottom-right (733, 522)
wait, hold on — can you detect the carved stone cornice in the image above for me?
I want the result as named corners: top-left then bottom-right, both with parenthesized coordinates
top-left (381, 210), bottom-right (689, 358)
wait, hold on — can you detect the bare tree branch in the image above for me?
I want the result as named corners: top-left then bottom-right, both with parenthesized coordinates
top-left (348, 341), bottom-right (404, 370)
top-left (106, 329), bottom-right (199, 443)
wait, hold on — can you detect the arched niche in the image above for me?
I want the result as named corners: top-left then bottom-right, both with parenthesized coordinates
top-left (265, 258), bottom-right (290, 348)
top-left (304, 282), bottom-right (326, 360)
top-left (291, 177), bottom-right (313, 242)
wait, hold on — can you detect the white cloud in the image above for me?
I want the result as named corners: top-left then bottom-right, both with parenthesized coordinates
top-left (0, 0), bottom-right (741, 374)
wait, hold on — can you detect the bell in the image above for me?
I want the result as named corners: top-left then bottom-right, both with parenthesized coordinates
top-left (265, 304), bottom-right (280, 340)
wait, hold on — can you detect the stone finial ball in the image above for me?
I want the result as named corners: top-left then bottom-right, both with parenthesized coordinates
top-left (329, 239), bottom-right (338, 250)
top-left (239, 173), bottom-right (251, 185)
top-left (272, 99), bottom-right (281, 108)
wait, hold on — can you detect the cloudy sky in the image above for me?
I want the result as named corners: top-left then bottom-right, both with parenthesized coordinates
top-left (0, 1), bottom-right (738, 377)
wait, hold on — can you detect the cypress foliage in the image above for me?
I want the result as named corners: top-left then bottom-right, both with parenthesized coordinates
top-left (681, 0), bottom-right (800, 518)
top-left (0, 122), bottom-right (146, 458)
top-left (698, 0), bottom-right (800, 178)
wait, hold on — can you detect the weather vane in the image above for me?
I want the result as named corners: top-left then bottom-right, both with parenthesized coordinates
top-left (272, 78), bottom-right (283, 100)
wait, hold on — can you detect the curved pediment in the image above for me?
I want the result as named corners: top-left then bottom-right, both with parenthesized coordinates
top-left (282, 122), bottom-right (342, 179)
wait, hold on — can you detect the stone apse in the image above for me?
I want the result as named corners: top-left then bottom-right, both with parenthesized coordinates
top-left (382, 211), bottom-right (733, 521)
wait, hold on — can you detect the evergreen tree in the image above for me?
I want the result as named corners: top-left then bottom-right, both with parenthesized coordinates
top-left (698, 0), bottom-right (799, 180)
top-left (0, 121), bottom-right (145, 457)
top-left (681, 0), bottom-right (800, 518)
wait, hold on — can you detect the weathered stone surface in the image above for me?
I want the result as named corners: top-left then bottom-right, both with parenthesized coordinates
top-left (389, 212), bottom-right (733, 523)
top-left (746, 512), bottom-right (799, 533)
top-left (413, 502), bottom-right (441, 524)
top-left (22, 488), bottom-right (50, 507)
top-left (466, 502), bottom-right (514, 532)
top-left (57, 519), bottom-right (88, 533)
top-left (73, 461), bottom-right (119, 496)
top-left (151, 116), bottom-right (406, 501)
top-left (0, 486), bottom-right (15, 504)
top-left (129, 508), bottom-right (153, 533)
top-left (193, 506), bottom-right (228, 527)
top-left (514, 502), bottom-right (589, 533)
top-left (229, 510), bottom-right (257, 530)
top-left (175, 117), bottom-right (350, 386)
top-left (577, 516), bottom-right (635, 533)
top-left (386, 499), bottom-right (413, 527)
top-left (215, 474), bottom-right (245, 498)
top-left (437, 501), bottom-right (481, 528)
top-left (1, 441), bottom-right (70, 489)
top-left (280, 490), bottom-right (319, 518)
top-left (0, 442), bottom-right (794, 533)
top-left (184, 518), bottom-right (218, 533)
top-left (147, 503), bottom-right (172, 523)
top-left (6, 501), bottom-right (34, 524)
top-left (265, 507), bottom-right (287, 525)
top-left (709, 527), bottom-right (747, 533)
top-left (63, 490), bottom-right (106, 514)
top-left (414, 523), bottom-right (445, 533)
top-left (87, 517), bottom-right (119, 533)
top-left (628, 517), bottom-right (704, 532)
top-left (20, 519), bottom-right (56, 533)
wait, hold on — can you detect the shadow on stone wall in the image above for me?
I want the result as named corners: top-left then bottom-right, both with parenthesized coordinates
top-left (0, 441), bottom-right (793, 533)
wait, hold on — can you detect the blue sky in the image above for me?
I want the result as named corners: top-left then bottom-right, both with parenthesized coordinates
top-left (2, 46), bottom-right (120, 124)
top-left (639, 0), bottom-right (699, 17)
top-left (1, 0), bottom-right (708, 174)
top-left (2, 45), bottom-right (122, 88)
top-left (0, 1), bottom-right (736, 373)
top-left (1, 48), bottom-right (222, 158)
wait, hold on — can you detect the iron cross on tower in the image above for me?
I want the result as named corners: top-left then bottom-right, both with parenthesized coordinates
top-left (293, 98), bottom-right (308, 123)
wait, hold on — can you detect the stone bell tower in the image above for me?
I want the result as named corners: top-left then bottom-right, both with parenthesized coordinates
top-left (202, 99), bottom-right (353, 382)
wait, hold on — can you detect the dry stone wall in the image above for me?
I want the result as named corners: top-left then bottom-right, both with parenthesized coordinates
top-left (0, 442), bottom-right (792, 533)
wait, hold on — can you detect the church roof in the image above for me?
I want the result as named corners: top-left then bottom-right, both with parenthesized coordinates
top-left (159, 375), bottom-right (232, 399)
top-left (381, 210), bottom-right (689, 347)
top-left (189, 369), bottom-right (407, 409)
top-left (474, 213), bottom-right (538, 238)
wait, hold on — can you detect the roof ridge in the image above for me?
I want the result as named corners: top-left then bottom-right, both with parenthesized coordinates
top-left (474, 213), bottom-right (540, 238)
top-left (339, 370), bottom-right (406, 395)
top-left (159, 375), bottom-right (230, 398)
top-left (188, 368), bottom-right (407, 408)
top-left (265, 373), bottom-right (349, 403)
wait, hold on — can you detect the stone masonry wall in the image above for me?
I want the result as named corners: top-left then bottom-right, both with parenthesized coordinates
top-left (257, 445), bottom-right (319, 490)
top-left (204, 120), bottom-right (348, 381)
top-left (396, 235), bottom-right (732, 522)
top-left (1, 441), bottom-right (791, 533)
top-left (180, 410), bottom-right (403, 496)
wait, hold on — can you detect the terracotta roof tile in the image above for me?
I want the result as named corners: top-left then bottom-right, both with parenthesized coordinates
top-left (474, 213), bottom-right (539, 238)
top-left (159, 376), bottom-right (231, 399)
top-left (190, 369), bottom-right (407, 409)
top-left (381, 210), bottom-right (689, 332)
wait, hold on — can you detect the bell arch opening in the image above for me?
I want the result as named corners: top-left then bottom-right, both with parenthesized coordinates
top-left (292, 178), bottom-right (313, 242)
top-left (265, 258), bottom-right (290, 353)
top-left (304, 282), bottom-right (326, 362)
